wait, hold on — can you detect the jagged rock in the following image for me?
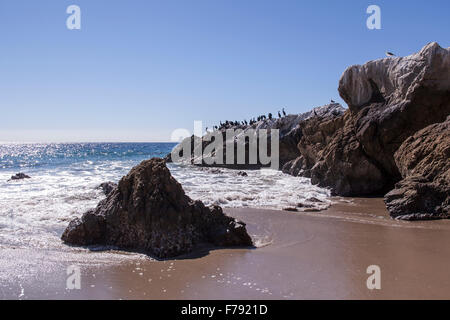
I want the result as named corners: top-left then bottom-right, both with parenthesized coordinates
top-left (62, 158), bottom-right (253, 258)
top-left (385, 118), bottom-right (450, 220)
top-left (98, 182), bottom-right (117, 196)
top-left (8, 173), bottom-right (31, 181)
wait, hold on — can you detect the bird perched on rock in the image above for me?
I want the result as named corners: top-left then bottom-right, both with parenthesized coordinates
top-left (282, 108), bottom-right (286, 116)
top-left (331, 99), bottom-right (335, 103)
top-left (386, 51), bottom-right (396, 57)
top-left (278, 111), bottom-right (281, 118)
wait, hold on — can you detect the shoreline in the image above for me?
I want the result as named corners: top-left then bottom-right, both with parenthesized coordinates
top-left (2, 197), bottom-right (450, 300)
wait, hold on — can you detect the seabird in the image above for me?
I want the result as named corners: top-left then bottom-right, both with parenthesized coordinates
top-left (282, 108), bottom-right (286, 116)
top-left (278, 111), bottom-right (281, 118)
top-left (386, 52), bottom-right (396, 57)
top-left (331, 99), bottom-right (336, 103)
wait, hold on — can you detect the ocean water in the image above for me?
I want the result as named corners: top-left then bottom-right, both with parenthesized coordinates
top-left (0, 143), bottom-right (330, 250)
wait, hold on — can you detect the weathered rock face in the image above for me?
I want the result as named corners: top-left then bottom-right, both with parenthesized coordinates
top-left (299, 42), bottom-right (450, 196)
top-left (384, 118), bottom-right (450, 220)
top-left (62, 158), bottom-right (253, 258)
top-left (308, 112), bottom-right (388, 196)
top-left (339, 42), bottom-right (450, 179)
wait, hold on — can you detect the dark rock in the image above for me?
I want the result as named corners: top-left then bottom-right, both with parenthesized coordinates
top-left (385, 118), bottom-right (450, 219)
top-left (308, 111), bottom-right (388, 196)
top-left (62, 158), bottom-right (253, 258)
top-left (98, 182), bottom-right (117, 196)
top-left (8, 173), bottom-right (31, 181)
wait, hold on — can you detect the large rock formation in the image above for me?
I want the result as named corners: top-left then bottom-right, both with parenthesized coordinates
top-left (338, 42), bottom-right (450, 181)
top-left (303, 42), bottom-right (450, 196)
top-left (165, 42), bottom-right (449, 219)
top-left (62, 158), bottom-right (252, 258)
top-left (384, 118), bottom-right (450, 220)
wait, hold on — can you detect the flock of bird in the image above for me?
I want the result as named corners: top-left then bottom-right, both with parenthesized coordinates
top-left (204, 51), bottom-right (398, 133)
top-left (206, 97), bottom-right (342, 132)
top-left (207, 108), bottom-right (288, 131)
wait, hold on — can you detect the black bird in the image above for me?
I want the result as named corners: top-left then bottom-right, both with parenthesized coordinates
top-left (331, 99), bottom-right (335, 103)
top-left (282, 108), bottom-right (286, 116)
top-left (278, 111), bottom-right (281, 118)
top-left (268, 113), bottom-right (273, 120)
top-left (386, 51), bottom-right (396, 57)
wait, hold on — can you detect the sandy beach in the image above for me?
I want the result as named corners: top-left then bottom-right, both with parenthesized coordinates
top-left (2, 198), bottom-right (450, 300)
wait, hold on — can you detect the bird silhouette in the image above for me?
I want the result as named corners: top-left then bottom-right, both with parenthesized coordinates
top-left (331, 99), bottom-right (336, 103)
top-left (282, 108), bottom-right (286, 116)
top-left (386, 51), bottom-right (396, 57)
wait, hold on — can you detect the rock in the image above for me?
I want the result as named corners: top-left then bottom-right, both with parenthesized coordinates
top-left (339, 42), bottom-right (450, 179)
top-left (167, 104), bottom-right (345, 170)
top-left (98, 182), bottom-right (117, 196)
top-left (8, 173), bottom-right (31, 181)
top-left (281, 156), bottom-right (304, 176)
top-left (308, 111), bottom-right (388, 196)
top-left (384, 118), bottom-right (450, 220)
top-left (237, 171), bottom-right (248, 177)
top-left (304, 42), bottom-right (450, 196)
top-left (62, 158), bottom-right (253, 258)
top-left (306, 197), bottom-right (323, 203)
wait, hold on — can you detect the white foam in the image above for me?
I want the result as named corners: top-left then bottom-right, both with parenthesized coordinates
top-left (168, 164), bottom-right (331, 210)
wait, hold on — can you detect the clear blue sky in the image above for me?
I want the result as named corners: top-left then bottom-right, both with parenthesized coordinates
top-left (0, 0), bottom-right (448, 142)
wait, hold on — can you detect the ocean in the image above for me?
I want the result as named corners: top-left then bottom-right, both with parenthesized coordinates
top-left (2, 143), bottom-right (448, 300)
top-left (0, 142), bottom-right (330, 251)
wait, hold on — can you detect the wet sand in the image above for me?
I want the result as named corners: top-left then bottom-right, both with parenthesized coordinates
top-left (2, 198), bottom-right (450, 299)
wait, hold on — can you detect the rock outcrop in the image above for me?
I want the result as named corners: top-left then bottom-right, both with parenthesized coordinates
top-left (168, 103), bottom-right (345, 170)
top-left (384, 117), bottom-right (450, 220)
top-left (62, 158), bottom-right (253, 258)
top-left (338, 42), bottom-right (450, 183)
top-left (7, 173), bottom-right (31, 182)
top-left (298, 42), bottom-right (450, 196)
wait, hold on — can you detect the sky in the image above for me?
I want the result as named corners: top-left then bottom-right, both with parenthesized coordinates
top-left (0, 0), bottom-right (449, 142)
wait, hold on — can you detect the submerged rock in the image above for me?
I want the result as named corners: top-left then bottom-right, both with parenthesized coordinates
top-left (385, 118), bottom-right (450, 220)
top-left (62, 158), bottom-right (253, 258)
top-left (237, 171), bottom-right (248, 177)
top-left (8, 173), bottom-right (31, 181)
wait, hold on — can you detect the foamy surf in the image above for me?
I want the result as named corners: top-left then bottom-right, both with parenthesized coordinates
top-left (169, 164), bottom-right (331, 211)
top-left (0, 143), bottom-right (332, 254)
